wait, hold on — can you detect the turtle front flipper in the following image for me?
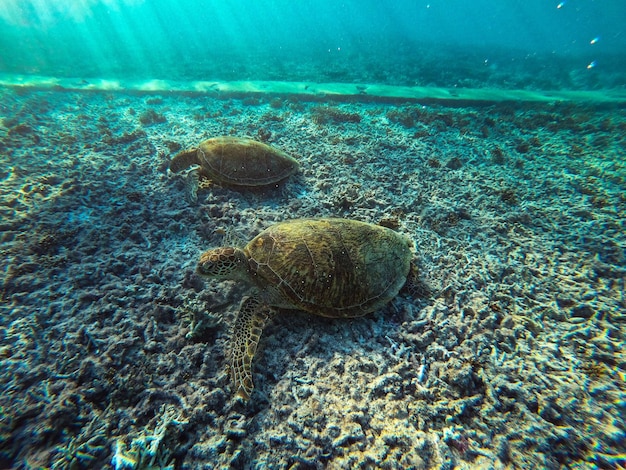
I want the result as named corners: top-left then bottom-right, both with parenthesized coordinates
top-left (185, 169), bottom-right (200, 204)
top-left (170, 147), bottom-right (199, 173)
top-left (229, 296), bottom-right (273, 400)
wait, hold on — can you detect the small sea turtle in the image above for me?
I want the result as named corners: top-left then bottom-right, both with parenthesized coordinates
top-left (170, 136), bottom-right (299, 187)
top-left (196, 218), bottom-right (418, 399)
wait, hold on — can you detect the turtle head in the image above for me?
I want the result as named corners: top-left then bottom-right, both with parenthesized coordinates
top-left (197, 247), bottom-right (248, 279)
top-left (170, 147), bottom-right (199, 173)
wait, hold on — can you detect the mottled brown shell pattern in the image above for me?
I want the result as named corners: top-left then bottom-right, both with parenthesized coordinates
top-left (243, 218), bottom-right (413, 318)
top-left (170, 136), bottom-right (299, 186)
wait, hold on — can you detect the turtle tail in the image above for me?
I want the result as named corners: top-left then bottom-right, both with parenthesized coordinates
top-left (169, 147), bottom-right (199, 173)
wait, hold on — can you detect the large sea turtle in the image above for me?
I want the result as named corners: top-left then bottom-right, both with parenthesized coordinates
top-left (196, 218), bottom-right (418, 399)
top-left (170, 136), bottom-right (299, 188)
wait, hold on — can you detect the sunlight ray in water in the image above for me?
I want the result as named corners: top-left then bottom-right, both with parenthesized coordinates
top-left (1, 1), bottom-right (625, 468)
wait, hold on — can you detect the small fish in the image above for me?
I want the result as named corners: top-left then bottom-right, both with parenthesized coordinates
top-left (587, 61), bottom-right (597, 69)
top-left (590, 37), bottom-right (600, 44)
top-left (557, 1), bottom-right (566, 8)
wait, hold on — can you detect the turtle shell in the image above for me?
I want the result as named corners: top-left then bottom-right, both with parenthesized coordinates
top-left (243, 218), bottom-right (413, 318)
top-left (171, 136), bottom-right (299, 186)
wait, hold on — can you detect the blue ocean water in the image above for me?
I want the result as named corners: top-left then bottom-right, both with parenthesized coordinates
top-left (1, 0), bottom-right (625, 90)
top-left (1, 2), bottom-right (626, 469)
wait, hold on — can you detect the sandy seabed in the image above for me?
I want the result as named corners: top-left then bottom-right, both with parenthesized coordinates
top-left (0, 87), bottom-right (624, 469)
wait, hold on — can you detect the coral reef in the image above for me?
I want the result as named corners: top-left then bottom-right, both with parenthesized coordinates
top-left (0, 86), bottom-right (624, 469)
top-left (311, 106), bottom-right (362, 124)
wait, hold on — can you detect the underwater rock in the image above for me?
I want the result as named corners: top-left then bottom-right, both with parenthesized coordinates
top-left (571, 304), bottom-right (595, 318)
top-left (445, 157), bottom-right (463, 169)
top-left (311, 106), bottom-right (361, 124)
top-left (138, 108), bottom-right (166, 126)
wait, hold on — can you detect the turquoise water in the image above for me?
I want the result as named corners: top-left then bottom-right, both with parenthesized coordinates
top-left (1, 0), bottom-right (625, 90)
top-left (1, 2), bottom-right (625, 469)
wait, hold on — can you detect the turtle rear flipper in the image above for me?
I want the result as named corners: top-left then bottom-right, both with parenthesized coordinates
top-left (170, 147), bottom-right (199, 173)
top-left (229, 296), bottom-right (273, 400)
top-left (402, 262), bottom-right (432, 298)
